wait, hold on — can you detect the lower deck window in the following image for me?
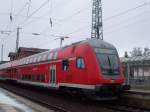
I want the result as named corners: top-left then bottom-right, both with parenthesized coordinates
top-left (62, 60), bottom-right (69, 71)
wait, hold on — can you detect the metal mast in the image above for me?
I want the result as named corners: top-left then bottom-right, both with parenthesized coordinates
top-left (91, 0), bottom-right (103, 40)
top-left (1, 44), bottom-right (3, 62)
top-left (15, 27), bottom-right (21, 52)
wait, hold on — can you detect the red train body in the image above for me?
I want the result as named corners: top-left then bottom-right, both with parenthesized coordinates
top-left (0, 39), bottom-right (126, 100)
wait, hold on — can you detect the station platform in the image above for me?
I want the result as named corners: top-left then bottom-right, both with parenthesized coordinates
top-left (128, 89), bottom-right (150, 94)
top-left (0, 88), bottom-right (52, 112)
top-left (121, 89), bottom-right (150, 109)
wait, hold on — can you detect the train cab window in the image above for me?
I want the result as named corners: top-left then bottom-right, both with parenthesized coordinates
top-left (62, 60), bottom-right (69, 71)
top-left (77, 58), bottom-right (85, 69)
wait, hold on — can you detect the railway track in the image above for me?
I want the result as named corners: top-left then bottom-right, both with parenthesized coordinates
top-left (0, 81), bottom-right (150, 112)
top-left (0, 82), bottom-right (69, 112)
top-left (102, 103), bottom-right (150, 112)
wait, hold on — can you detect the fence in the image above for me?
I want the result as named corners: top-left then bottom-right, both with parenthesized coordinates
top-left (127, 77), bottom-right (150, 89)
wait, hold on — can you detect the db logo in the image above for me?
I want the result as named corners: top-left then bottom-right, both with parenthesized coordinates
top-left (110, 80), bottom-right (115, 83)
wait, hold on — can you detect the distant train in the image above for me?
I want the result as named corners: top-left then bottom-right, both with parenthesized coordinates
top-left (0, 38), bottom-right (129, 100)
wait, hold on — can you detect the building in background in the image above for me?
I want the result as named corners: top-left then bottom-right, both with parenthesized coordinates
top-left (0, 61), bottom-right (9, 64)
top-left (8, 47), bottom-right (49, 61)
top-left (120, 55), bottom-right (150, 87)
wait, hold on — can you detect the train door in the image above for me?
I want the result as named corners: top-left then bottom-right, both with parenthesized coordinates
top-left (49, 65), bottom-right (57, 87)
top-left (17, 69), bottom-right (20, 80)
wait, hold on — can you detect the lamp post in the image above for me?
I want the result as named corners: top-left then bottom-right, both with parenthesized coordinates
top-left (31, 33), bottom-right (70, 48)
top-left (51, 35), bottom-right (70, 48)
top-left (0, 30), bottom-right (11, 62)
top-left (1, 44), bottom-right (3, 62)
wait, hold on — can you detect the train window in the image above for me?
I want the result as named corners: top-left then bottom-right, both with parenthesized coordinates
top-left (77, 58), bottom-right (85, 69)
top-left (32, 75), bottom-right (35, 81)
top-left (26, 59), bottom-right (29, 64)
top-left (37, 56), bottom-right (42, 62)
top-left (33, 57), bottom-right (37, 63)
top-left (42, 55), bottom-right (47, 61)
top-left (40, 75), bottom-right (45, 82)
top-left (23, 60), bottom-right (26, 64)
top-left (37, 75), bottom-right (40, 81)
top-left (26, 75), bottom-right (29, 80)
top-left (22, 75), bottom-right (24, 80)
top-left (29, 58), bottom-right (32, 63)
top-left (48, 53), bottom-right (53, 60)
top-left (53, 52), bottom-right (58, 60)
top-left (25, 75), bottom-right (28, 80)
top-left (62, 60), bottom-right (69, 71)
top-left (28, 74), bottom-right (31, 80)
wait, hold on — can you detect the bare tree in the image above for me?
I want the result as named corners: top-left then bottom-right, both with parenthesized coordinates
top-left (130, 47), bottom-right (143, 57)
top-left (124, 51), bottom-right (129, 58)
top-left (143, 47), bottom-right (150, 56)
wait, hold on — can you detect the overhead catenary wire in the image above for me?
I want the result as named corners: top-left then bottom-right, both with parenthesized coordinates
top-left (40, 3), bottom-right (92, 35)
top-left (39, 1), bottom-right (150, 39)
top-left (2, 0), bottom-right (150, 53)
top-left (104, 14), bottom-right (150, 37)
top-left (1, 0), bottom-right (50, 44)
top-left (27, 0), bottom-right (32, 17)
top-left (4, 2), bottom-right (29, 30)
top-left (104, 9), bottom-right (150, 31)
top-left (2, 0), bottom-right (73, 47)
top-left (104, 1), bottom-right (150, 21)
top-left (27, 1), bottom-right (150, 48)
top-left (18, 0), bottom-right (50, 27)
top-left (63, 1), bottom-right (150, 37)
top-left (0, 1), bottom-right (31, 41)
top-left (22, 0), bottom-right (77, 34)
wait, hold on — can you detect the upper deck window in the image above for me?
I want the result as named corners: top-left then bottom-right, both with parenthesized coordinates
top-left (53, 52), bottom-right (58, 60)
top-left (48, 53), bottom-right (53, 60)
top-left (37, 56), bottom-right (42, 62)
top-left (26, 59), bottom-right (29, 64)
top-left (42, 55), bottom-right (47, 61)
top-left (33, 57), bottom-right (37, 63)
top-left (29, 58), bottom-right (33, 63)
top-left (77, 58), bottom-right (85, 69)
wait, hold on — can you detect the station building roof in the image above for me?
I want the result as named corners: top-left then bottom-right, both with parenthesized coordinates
top-left (120, 54), bottom-right (150, 63)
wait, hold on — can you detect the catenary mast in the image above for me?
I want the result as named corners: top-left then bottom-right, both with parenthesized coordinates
top-left (91, 0), bottom-right (103, 40)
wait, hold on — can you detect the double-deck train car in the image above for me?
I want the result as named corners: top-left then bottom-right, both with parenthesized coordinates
top-left (0, 39), bottom-right (128, 100)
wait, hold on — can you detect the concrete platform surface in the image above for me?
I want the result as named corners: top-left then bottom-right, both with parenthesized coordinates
top-left (122, 89), bottom-right (150, 109)
top-left (128, 89), bottom-right (150, 94)
top-left (0, 88), bottom-right (53, 112)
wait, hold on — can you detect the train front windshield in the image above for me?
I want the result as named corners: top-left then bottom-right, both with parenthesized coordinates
top-left (95, 48), bottom-right (120, 76)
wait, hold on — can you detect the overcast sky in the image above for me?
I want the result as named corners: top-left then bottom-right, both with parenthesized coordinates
top-left (0, 0), bottom-right (150, 60)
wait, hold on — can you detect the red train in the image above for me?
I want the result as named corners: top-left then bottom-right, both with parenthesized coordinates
top-left (0, 38), bottom-right (128, 100)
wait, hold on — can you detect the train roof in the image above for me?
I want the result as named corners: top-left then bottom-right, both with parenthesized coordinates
top-left (120, 54), bottom-right (150, 63)
top-left (0, 38), bottom-right (116, 69)
top-left (81, 38), bottom-right (116, 49)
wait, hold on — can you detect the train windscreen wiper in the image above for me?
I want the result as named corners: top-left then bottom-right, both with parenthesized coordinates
top-left (107, 55), bottom-right (111, 69)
